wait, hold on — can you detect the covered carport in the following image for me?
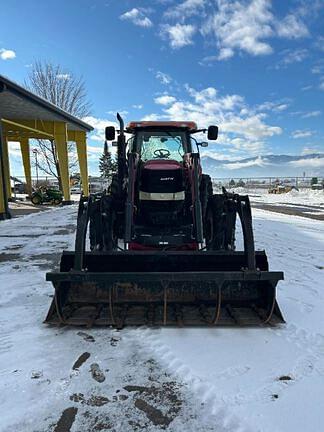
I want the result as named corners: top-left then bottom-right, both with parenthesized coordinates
top-left (0, 74), bottom-right (93, 220)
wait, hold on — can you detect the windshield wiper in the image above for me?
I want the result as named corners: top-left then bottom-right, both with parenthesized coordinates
top-left (165, 131), bottom-right (181, 144)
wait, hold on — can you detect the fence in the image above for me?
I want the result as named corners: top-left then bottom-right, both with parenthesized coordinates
top-left (9, 175), bottom-right (323, 197)
top-left (212, 176), bottom-right (323, 192)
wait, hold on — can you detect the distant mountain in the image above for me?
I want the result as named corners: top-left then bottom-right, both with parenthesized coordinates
top-left (201, 153), bottom-right (324, 178)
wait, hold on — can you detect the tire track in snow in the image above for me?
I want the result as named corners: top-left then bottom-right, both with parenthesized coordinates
top-left (132, 327), bottom-right (254, 432)
top-left (0, 333), bottom-right (13, 354)
top-left (134, 321), bottom-right (324, 432)
top-left (272, 323), bottom-right (324, 357)
top-left (0, 319), bottom-right (14, 380)
top-left (0, 319), bottom-right (13, 356)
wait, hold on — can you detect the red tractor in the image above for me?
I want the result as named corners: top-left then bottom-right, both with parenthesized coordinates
top-left (45, 114), bottom-right (284, 328)
top-left (90, 116), bottom-right (234, 252)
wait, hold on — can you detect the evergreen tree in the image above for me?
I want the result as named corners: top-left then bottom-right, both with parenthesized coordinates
top-left (237, 179), bottom-right (246, 187)
top-left (99, 142), bottom-right (116, 180)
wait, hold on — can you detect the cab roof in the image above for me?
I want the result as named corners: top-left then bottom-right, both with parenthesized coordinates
top-left (127, 121), bottom-right (197, 132)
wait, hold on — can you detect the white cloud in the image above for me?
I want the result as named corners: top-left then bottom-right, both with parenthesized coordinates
top-left (223, 114), bottom-right (281, 139)
top-left (201, 151), bottom-right (244, 161)
top-left (225, 156), bottom-right (268, 170)
top-left (0, 48), bottom-right (16, 60)
top-left (274, 104), bottom-right (289, 112)
top-left (154, 95), bottom-right (176, 105)
top-left (291, 130), bottom-right (313, 139)
top-left (120, 8), bottom-right (153, 28)
top-left (83, 116), bottom-right (118, 143)
top-left (186, 1), bottom-right (311, 60)
top-left (132, 104), bottom-right (143, 109)
top-left (218, 47), bottom-right (234, 60)
top-left (141, 113), bottom-right (160, 121)
top-left (161, 23), bottom-right (196, 49)
top-left (199, 55), bottom-right (220, 65)
top-left (320, 81), bottom-right (324, 91)
top-left (301, 85), bottom-right (313, 91)
top-left (276, 14), bottom-right (309, 39)
top-left (150, 84), bottom-right (282, 156)
top-left (315, 36), bottom-right (324, 52)
top-left (155, 71), bottom-right (172, 84)
top-left (257, 101), bottom-right (290, 112)
top-left (285, 49), bottom-right (308, 63)
top-left (164, 0), bottom-right (205, 20)
top-left (289, 157), bottom-right (324, 168)
top-left (302, 111), bottom-right (321, 118)
top-left (201, 0), bottom-right (274, 60)
top-left (275, 48), bottom-right (308, 68)
top-left (311, 64), bottom-right (324, 74)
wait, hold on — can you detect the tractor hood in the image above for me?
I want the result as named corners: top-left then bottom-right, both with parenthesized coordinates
top-left (141, 160), bottom-right (184, 194)
top-left (142, 159), bottom-right (181, 171)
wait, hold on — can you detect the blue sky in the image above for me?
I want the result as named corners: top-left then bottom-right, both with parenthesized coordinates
top-left (1, 0), bottom-right (324, 176)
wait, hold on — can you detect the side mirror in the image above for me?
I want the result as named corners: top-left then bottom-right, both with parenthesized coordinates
top-left (200, 142), bottom-right (208, 147)
top-left (105, 126), bottom-right (115, 141)
top-left (207, 125), bottom-right (218, 140)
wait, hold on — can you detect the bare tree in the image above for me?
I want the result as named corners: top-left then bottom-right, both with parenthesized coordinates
top-left (25, 61), bottom-right (91, 190)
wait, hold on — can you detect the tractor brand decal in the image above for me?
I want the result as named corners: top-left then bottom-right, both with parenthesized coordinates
top-left (160, 177), bottom-right (174, 181)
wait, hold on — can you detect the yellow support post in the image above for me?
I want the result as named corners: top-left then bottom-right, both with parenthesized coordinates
top-left (54, 122), bottom-right (71, 203)
top-left (2, 136), bottom-right (12, 199)
top-left (0, 160), bottom-right (6, 217)
top-left (0, 122), bottom-right (10, 219)
top-left (75, 131), bottom-right (89, 196)
top-left (20, 138), bottom-right (32, 197)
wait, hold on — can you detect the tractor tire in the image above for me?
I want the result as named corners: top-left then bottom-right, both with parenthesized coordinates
top-left (109, 175), bottom-right (119, 196)
top-left (223, 198), bottom-right (236, 250)
top-left (205, 195), bottom-right (225, 250)
top-left (89, 199), bottom-right (104, 251)
top-left (205, 195), bottom-right (236, 250)
top-left (200, 174), bottom-right (213, 219)
top-left (101, 196), bottom-right (118, 251)
top-left (31, 195), bottom-right (42, 205)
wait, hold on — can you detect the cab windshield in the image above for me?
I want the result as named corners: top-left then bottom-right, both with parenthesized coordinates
top-left (135, 131), bottom-right (186, 162)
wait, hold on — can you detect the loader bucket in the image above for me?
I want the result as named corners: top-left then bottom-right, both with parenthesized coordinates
top-left (45, 250), bottom-right (284, 327)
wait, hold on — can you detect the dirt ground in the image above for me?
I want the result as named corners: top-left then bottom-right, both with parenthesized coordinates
top-left (8, 199), bottom-right (57, 217)
top-left (251, 202), bottom-right (324, 220)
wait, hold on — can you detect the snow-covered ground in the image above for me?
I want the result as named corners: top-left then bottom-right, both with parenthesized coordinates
top-left (224, 188), bottom-right (324, 220)
top-left (230, 188), bottom-right (324, 207)
top-left (0, 205), bottom-right (324, 431)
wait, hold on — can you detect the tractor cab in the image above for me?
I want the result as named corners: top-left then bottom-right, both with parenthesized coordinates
top-left (126, 122), bottom-right (197, 247)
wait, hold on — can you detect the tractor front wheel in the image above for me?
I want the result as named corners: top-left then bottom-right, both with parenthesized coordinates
top-left (205, 195), bottom-right (236, 251)
top-left (31, 195), bottom-right (42, 205)
top-left (102, 197), bottom-right (118, 250)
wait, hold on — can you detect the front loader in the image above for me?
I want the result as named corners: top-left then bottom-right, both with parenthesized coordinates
top-left (45, 114), bottom-right (284, 328)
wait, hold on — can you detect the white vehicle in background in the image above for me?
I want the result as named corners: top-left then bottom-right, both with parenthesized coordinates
top-left (70, 184), bottom-right (81, 194)
top-left (311, 177), bottom-right (324, 190)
